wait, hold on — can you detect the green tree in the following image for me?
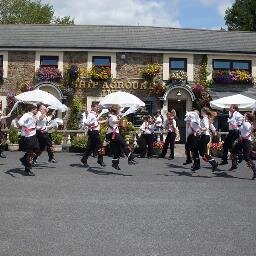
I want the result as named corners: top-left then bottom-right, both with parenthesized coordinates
top-left (225, 0), bottom-right (256, 31)
top-left (0, 0), bottom-right (74, 24)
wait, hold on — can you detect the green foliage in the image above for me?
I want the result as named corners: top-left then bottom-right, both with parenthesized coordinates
top-left (0, 0), bottom-right (74, 24)
top-left (119, 120), bottom-right (138, 145)
top-left (199, 55), bottom-right (208, 87)
top-left (99, 122), bottom-right (108, 143)
top-left (71, 134), bottom-right (88, 149)
top-left (8, 127), bottom-right (19, 144)
top-left (225, 0), bottom-right (256, 31)
top-left (67, 97), bottom-right (83, 130)
top-left (51, 130), bottom-right (63, 145)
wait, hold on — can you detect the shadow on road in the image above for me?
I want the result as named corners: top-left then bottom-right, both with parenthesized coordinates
top-left (69, 164), bottom-right (133, 176)
top-left (167, 163), bottom-right (191, 170)
top-left (5, 168), bottom-right (28, 177)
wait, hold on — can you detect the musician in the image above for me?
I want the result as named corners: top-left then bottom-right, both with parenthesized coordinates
top-left (81, 102), bottom-right (106, 168)
top-left (158, 110), bottom-right (177, 159)
top-left (18, 104), bottom-right (40, 176)
top-left (230, 112), bottom-right (256, 179)
top-left (106, 104), bottom-right (135, 170)
top-left (220, 104), bottom-right (243, 165)
top-left (139, 115), bottom-right (155, 158)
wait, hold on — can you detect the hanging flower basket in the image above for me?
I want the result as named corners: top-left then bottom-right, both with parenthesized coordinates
top-left (141, 63), bottom-right (160, 82)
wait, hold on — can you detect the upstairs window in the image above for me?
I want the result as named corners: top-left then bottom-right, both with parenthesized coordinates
top-left (92, 56), bottom-right (111, 69)
top-left (0, 55), bottom-right (3, 67)
top-left (40, 56), bottom-right (59, 67)
top-left (169, 58), bottom-right (187, 72)
top-left (0, 55), bottom-right (3, 80)
top-left (213, 59), bottom-right (251, 72)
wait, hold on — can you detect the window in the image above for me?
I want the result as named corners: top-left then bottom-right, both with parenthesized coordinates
top-left (40, 56), bottom-right (59, 67)
top-left (169, 58), bottom-right (187, 72)
top-left (213, 59), bottom-right (251, 72)
top-left (92, 56), bottom-right (111, 68)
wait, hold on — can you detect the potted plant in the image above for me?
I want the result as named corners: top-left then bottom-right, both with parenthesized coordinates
top-left (152, 141), bottom-right (164, 156)
top-left (209, 141), bottom-right (224, 158)
top-left (51, 130), bottom-right (63, 152)
top-left (8, 127), bottom-right (20, 151)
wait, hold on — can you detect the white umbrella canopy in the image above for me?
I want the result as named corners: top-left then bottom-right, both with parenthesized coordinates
top-left (99, 91), bottom-right (145, 108)
top-left (210, 94), bottom-right (256, 111)
top-left (15, 89), bottom-right (68, 112)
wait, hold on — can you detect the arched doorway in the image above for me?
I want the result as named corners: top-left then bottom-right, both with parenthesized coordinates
top-left (34, 82), bottom-right (64, 119)
top-left (162, 85), bottom-right (195, 143)
top-left (34, 81), bottom-right (64, 101)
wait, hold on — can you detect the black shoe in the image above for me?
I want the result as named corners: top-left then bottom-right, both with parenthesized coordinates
top-left (183, 160), bottom-right (192, 165)
top-left (158, 155), bottom-right (165, 159)
top-left (81, 158), bottom-right (89, 167)
top-left (97, 160), bottom-right (106, 167)
top-left (219, 160), bottom-right (228, 165)
top-left (168, 156), bottom-right (174, 160)
top-left (0, 152), bottom-right (6, 158)
top-left (211, 161), bottom-right (218, 172)
top-left (25, 168), bottom-right (35, 176)
top-left (147, 155), bottom-right (153, 159)
top-left (128, 160), bottom-right (136, 165)
top-left (48, 158), bottom-right (57, 163)
top-left (252, 173), bottom-right (256, 180)
top-left (112, 164), bottom-right (121, 170)
top-left (128, 152), bottom-right (135, 163)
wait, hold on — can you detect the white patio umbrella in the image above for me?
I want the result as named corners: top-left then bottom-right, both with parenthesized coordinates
top-left (14, 89), bottom-right (68, 112)
top-left (210, 94), bottom-right (256, 111)
top-left (99, 91), bottom-right (145, 108)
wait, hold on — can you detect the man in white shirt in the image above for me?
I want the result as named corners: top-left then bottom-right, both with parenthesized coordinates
top-left (81, 102), bottom-right (106, 168)
top-left (220, 104), bottom-right (242, 165)
top-left (18, 104), bottom-right (39, 176)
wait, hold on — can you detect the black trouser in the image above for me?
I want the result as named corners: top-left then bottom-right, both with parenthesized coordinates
top-left (83, 130), bottom-right (103, 161)
top-left (190, 134), bottom-right (201, 159)
top-left (160, 131), bottom-right (176, 158)
top-left (222, 130), bottom-right (240, 162)
top-left (199, 134), bottom-right (210, 157)
top-left (36, 130), bottom-right (54, 160)
top-left (106, 133), bottom-right (130, 162)
top-left (231, 139), bottom-right (256, 172)
top-left (140, 133), bottom-right (154, 157)
top-left (0, 130), bottom-right (5, 153)
top-left (185, 134), bottom-right (194, 162)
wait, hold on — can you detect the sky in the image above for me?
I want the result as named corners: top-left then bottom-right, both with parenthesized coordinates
top-left (43, 0), bottom-right (235, 30)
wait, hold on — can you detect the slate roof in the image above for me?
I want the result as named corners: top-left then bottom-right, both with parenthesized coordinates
top-left (0, 24), bottom-right (256, 54)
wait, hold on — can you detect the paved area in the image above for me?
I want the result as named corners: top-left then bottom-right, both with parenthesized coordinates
top-left (0, 152), bottom-right (256, 256)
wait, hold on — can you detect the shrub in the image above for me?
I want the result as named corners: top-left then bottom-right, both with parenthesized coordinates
top-left (51, 130), bottom-right (63, 145)
top-left (9, 127), bottom-right (19, 144)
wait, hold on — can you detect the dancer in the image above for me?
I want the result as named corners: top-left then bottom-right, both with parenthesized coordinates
top-left (139, 115), bottom-right (155, 158)
top-left (183, 111), bottom-right (199, 165)
top-left (184, 111), bottom-right (202, 172)
top-left (81, 102), bottom-right (106, 167)
top-left (158, 110), bottom-right (177, 160)
top-left (0, 111), bottom-right (10, 158)
top-left (18, 104), bottom-right (40, 176)
top-left (106, 104), bottom-right (136, 170)
top-left (196, 107), bottom-right (218, 172)
top-left (219, 104), bottom-right (243, 165)
top-left (34, 104), bottom-right (56, 164)
top-left (230, 112), bottom-right (256, 180)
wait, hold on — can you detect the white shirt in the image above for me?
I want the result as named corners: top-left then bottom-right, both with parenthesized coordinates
top-left (155, 115), bottom-right (163, 128)
top-left (84, 111), bottom-right (99, 131)
top-left (164, 119), bottom-right (177, 132)
top-left (18, 112), bottom-right (37, 137)
top-left (240, 121), bottom-right (252, 140)
top-left (36, 111), bottom-right (51, 132)
top-left (140, 121), bottom-right (155, 134)
top-left (228, 111), bottom-right (243, 130)
top-left (200, 116), bottom-right (210, 136)
top-left (107, 114), bottom-right (119, 134)
top-left (187, 121), bottom-right (201, 135)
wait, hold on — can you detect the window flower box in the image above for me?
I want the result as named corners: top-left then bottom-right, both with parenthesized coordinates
top-left (169, 71), bottom-right (187, 83)
top-left (212, 70), bottom-right (253, 84)
top-left (36, 66), bottom-right (62, 82)
top-left (87, 65), bottom-right (111, 81)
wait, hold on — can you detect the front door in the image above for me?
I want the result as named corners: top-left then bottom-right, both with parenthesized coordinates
top-left (168, 100), bottom-right (186, 143)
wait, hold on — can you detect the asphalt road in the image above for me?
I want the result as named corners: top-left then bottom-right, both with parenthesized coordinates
top-left (0, 152), bottom-right (256, 256)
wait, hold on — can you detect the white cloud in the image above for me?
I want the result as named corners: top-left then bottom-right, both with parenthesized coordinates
top-left (198, 0), bottom-right (234, 17)
top-left (43, 0), bottom-right (181, 27)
